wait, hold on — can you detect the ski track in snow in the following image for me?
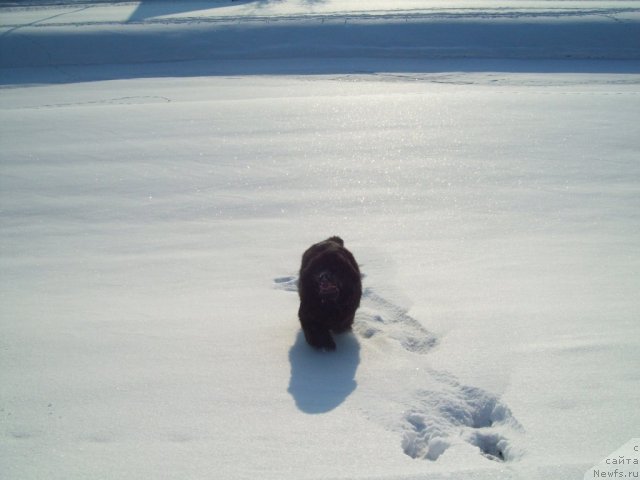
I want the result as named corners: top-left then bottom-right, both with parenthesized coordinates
top-left (274, 275), bottom-right (523, 463)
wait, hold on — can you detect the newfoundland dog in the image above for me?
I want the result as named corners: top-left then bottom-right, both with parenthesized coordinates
top-left (298, 236), bottom-right (362, 351)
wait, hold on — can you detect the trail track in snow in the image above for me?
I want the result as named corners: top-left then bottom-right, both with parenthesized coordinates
top-left (274, 275), bottom-right (523, 462)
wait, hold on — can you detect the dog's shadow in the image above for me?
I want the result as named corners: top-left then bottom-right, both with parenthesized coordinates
top-left (288, 331), bottom-right (360, 414)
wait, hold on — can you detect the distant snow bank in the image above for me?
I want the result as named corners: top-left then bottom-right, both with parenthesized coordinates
top-left (1, 1), bottom-right (639, 70)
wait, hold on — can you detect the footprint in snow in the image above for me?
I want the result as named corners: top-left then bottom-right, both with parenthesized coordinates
top-left (355, 287), bottom-right (438, 354)
top-left (401, 372), bottom-right (523, 462)
top-left (273, 276), bottom-right (298, 292)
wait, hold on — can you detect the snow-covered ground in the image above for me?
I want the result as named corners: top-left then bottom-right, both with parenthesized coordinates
top-left (1, 1), bottom-right (639, 479)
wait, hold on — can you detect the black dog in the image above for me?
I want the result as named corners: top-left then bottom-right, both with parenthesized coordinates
top-left (298, 236), bottom-right (362, 351)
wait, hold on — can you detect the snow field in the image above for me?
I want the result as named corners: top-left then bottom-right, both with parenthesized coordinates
top-left (1, 1), bottom-right (640, 478)
top-left (2, 70), bottom-right (640, 479)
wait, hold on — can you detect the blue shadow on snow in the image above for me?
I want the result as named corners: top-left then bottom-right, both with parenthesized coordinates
top-left (288, 331), bottom-right (360, 414)
top-left (128, 0), bottom-right (263, 23)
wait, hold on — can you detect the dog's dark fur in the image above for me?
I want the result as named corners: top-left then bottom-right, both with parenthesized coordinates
top-left (298, 236), bottom-right (362, 351)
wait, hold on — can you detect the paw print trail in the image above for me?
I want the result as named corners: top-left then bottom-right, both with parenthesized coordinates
top-left (274, 275), bottom-right (524, 463)
top-left (356, 287), bottom-right (438, 354)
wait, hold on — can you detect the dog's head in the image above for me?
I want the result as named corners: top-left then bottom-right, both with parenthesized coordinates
top-left (315, 270), bottom-right (341, 303)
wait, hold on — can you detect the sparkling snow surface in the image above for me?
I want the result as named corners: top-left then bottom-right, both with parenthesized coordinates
top-left (1, 2), bottom-right (639, 480)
